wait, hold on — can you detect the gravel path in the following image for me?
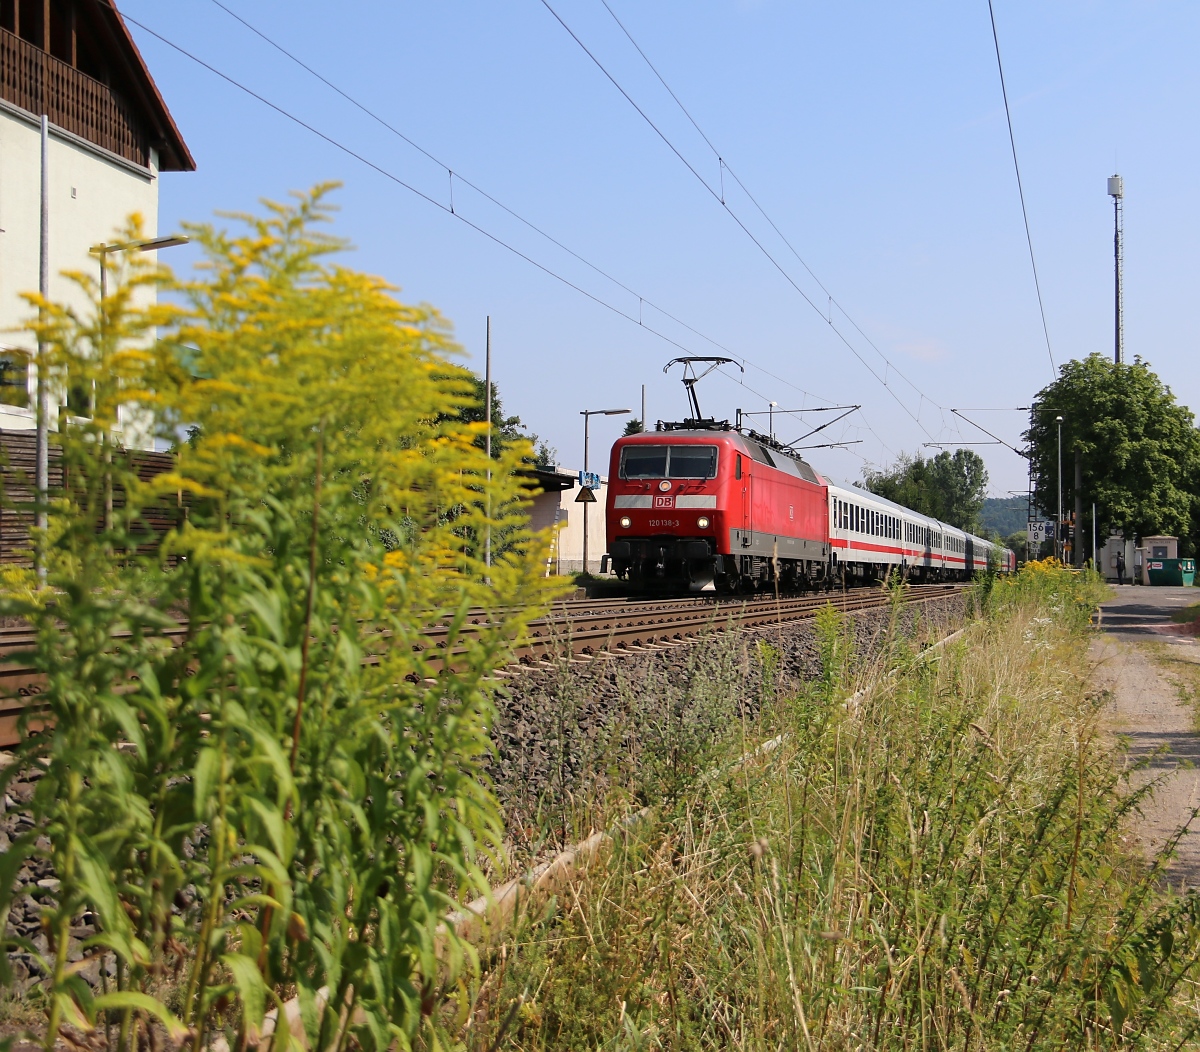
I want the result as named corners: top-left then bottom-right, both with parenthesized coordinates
top-left (1092, 585), bottom-right (1200, 887)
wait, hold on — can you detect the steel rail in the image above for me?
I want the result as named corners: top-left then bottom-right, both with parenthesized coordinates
top-left (0, 584), bottom-right (965, 745)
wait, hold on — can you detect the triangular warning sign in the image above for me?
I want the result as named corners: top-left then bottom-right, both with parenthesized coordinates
top-left (575, 487), bottom-right (597, 503)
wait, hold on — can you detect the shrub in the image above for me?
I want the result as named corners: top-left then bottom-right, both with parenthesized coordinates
top-left (1, 189), bottom-right (553, 1052)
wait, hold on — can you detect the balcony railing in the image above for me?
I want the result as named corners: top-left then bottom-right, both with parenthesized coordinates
top-left (0, 27), bottom-right (148, 168)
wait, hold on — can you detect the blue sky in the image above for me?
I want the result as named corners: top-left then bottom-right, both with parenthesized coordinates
top-left (127, 0), bottom-right (1200, 496)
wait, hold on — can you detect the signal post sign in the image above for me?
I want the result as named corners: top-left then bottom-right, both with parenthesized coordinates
top-left (575, 470), bottom-right (601, 503)
top-left (1027, 521), bottom-right (1051, 549)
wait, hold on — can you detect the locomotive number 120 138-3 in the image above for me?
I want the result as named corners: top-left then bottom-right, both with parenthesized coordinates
top-left (647, 519), bottom-right (681, 528)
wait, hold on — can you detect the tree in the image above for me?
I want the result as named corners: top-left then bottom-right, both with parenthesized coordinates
top-left (623, 418), bottom-right (646, 436)
top-left (862, 448), bottom-right (989, 532)
top-left (456, 375), bottom-right (524, 448)
top-left (1004, 529), bottom-right (1029, 562)
top-left (1025, 354), bottom-right (1200, 549)
top-left (980, 496), bottom-right (1028, 537)
top-left (455, 375), bottom-right (559, 469)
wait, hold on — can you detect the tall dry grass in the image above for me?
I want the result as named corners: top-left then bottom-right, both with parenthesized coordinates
top-left (467, 566), bottom-right (1200, 1050)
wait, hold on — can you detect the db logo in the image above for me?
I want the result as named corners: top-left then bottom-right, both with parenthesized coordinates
top-left (653, 495), bottom-right (675, 509)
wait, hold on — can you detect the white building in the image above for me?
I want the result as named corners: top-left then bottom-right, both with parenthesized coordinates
top-left (526, 468), bottom-right (610, 576)
top-left (0, 0), bottom-right (193, 436)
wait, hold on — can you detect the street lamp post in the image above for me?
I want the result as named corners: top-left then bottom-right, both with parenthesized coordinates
top-left (580, 407), bottom-right (630, 575)
top-left (82, 235), bottom-right (189, 535)
top-left (92, 234), bottom-right (189, 302)
top-left (1056, 415), bottom-right (1064, 562)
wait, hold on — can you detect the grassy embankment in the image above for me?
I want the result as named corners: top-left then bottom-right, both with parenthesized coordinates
top-left (469, 564), bottom-right (1200, 1050)
top-left (1169, 602), bottom-right (1200, 625)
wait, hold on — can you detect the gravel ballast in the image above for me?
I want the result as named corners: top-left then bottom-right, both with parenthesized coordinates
top-left (1, 591), bottom-right (966, 998)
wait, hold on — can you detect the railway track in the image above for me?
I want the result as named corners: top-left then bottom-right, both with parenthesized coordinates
top-left (0, 584), bottom-right (965, 746)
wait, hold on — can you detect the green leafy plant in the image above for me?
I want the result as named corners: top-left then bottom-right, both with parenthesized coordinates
top-left (0, 189), bottom-right (555, 1052)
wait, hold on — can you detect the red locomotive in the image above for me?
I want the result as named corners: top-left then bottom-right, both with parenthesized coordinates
top-left (604, 358), bottom-right (1014, 592)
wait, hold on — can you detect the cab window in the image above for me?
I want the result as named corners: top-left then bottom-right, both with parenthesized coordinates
top-left (669, 445), bottom-right (718, 478)
top-left (619, 444), bottom-right (718, 479)
top-left (620, 445), bottom-right (667, 478)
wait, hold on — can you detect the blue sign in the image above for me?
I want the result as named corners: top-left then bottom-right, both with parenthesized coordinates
top-left (578, 471), bottom-right (601, 490)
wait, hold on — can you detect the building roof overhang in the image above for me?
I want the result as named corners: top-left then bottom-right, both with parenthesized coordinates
top-left (94, 1), bottom-right (195, 171)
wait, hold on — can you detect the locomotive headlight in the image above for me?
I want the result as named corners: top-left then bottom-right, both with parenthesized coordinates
top-left (697, 516), bottom-right (711, 529)
top-left (619, 516), bottom-right (632, 528)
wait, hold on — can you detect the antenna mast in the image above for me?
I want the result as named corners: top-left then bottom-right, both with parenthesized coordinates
top-left (1108, 174), bottom-right (1124, 364)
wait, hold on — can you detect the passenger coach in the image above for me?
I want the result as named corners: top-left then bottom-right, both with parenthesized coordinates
top-left (825, 480), bottom-right (1013, 583)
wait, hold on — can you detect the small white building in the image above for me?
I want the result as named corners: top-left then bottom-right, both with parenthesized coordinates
top-left (1098, 531), bottom-right (1136, 583)
top-left (526, 467), bottom-right (610, 576)
top-left (0, 0), bottom-right (194, 439)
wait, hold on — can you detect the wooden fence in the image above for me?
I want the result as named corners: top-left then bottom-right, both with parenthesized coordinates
top-left (0, 429), bottom-right (180, 565)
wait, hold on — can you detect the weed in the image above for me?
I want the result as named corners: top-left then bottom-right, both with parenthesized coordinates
top-left (469, 561), bottom-right (1200, 1050)
top-left (0, 191), bottom-right (555, 1052)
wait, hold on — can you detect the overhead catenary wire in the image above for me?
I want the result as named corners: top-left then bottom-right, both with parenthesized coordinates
top-left (102, 0), bottom-right (850, 418)
top-left (109, 0), bottom-right (904, 467)
top-left (597, 0), bottom-right (944, 426)
top-left (203, 0), bottom-right (785, 383)
top-left (712, 366), bottom-right (895, 462)
top-left (985, 0), bottom-right (1057, 380)
top-left (540, 0), bottom-right (947, 443)
top-left (99, 3), bottom-right (799, 381)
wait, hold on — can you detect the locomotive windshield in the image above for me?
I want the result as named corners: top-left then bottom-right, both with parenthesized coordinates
top-left (620, 444), bottom-right (718, 479)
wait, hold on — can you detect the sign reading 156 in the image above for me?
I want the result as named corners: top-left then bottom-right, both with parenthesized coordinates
top-left (1027, 521), bottom-right (1051, 544)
